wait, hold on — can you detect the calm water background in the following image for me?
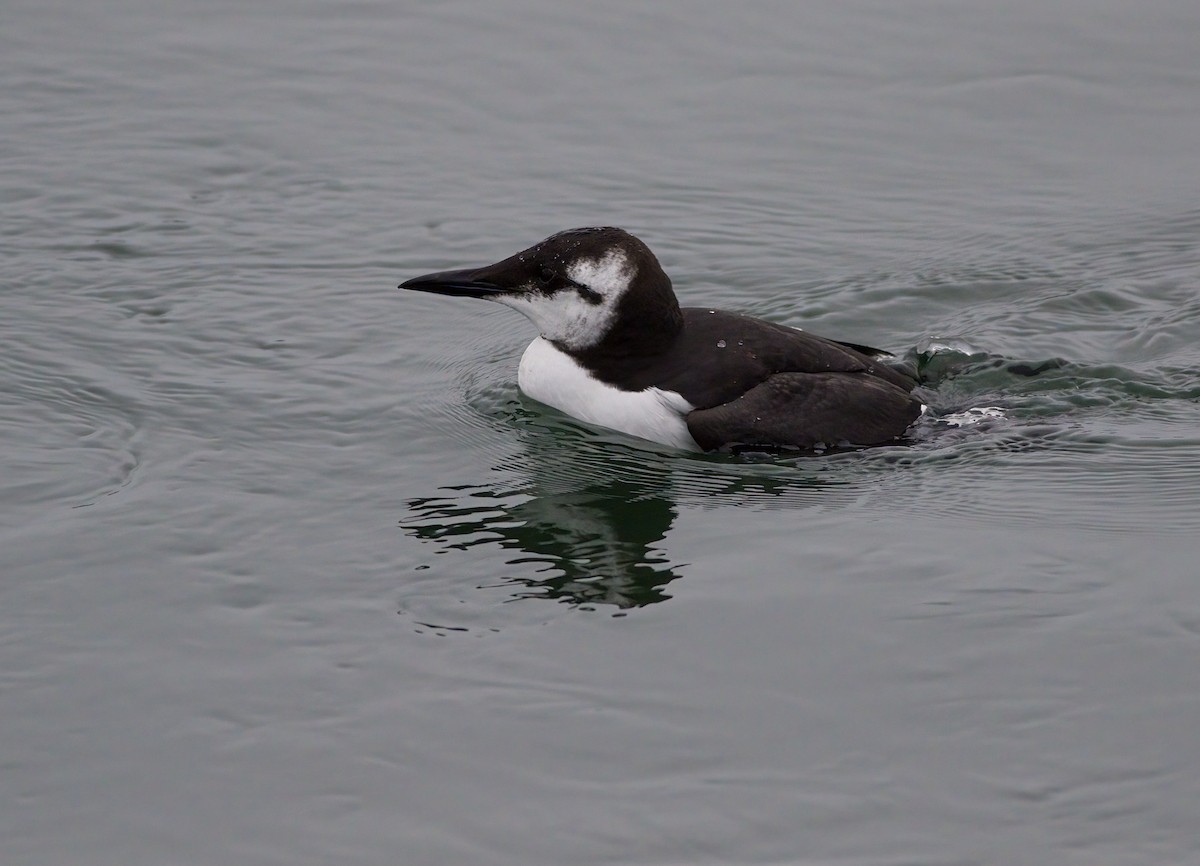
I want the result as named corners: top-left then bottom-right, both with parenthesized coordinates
top-left (4, 1), bottom-right (1200, 863)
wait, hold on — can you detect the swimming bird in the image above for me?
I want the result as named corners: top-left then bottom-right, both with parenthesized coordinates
top-left (400, 227), bottom-right (922, 452)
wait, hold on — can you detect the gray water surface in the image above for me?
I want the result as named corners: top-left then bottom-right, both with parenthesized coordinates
top-left (4, 1), bottom-right (1200, 864)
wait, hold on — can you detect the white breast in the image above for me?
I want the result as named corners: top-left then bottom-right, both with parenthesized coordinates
top-left (516, 337), bottom-right (700, 451)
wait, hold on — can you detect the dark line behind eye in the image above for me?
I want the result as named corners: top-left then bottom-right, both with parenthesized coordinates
top-left (569, 279), bottom-right (603, 305)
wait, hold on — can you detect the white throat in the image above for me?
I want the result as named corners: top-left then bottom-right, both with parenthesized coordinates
top-left (516, 337), bottom-right (700, 450)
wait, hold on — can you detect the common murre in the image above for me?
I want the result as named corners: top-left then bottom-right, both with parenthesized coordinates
top-left (400, 227), bottom-right (922, 452)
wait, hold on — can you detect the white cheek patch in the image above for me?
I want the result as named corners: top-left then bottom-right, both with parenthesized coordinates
top-left (566, 249), bottom-right (635, 297)
top-left (495, 250), bottom-right (636, 351)
top-left (498, 292), bottom-right (615, 350)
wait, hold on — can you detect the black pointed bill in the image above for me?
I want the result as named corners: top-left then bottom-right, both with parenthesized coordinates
top-left (399, 267), bottom-right (507, 299)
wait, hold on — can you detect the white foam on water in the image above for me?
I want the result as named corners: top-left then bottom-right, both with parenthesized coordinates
top-left (938, 406), bottom-right (1006, 427)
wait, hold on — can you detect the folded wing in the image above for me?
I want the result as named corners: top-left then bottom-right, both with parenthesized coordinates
top-left (686, 371), bottom-right (922, 451)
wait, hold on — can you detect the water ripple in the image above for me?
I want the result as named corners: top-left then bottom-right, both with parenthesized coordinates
top-left (0, 328), bottom-right (146, 522)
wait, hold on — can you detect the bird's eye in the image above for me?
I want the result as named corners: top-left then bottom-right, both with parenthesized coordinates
top-left (537, 266), bottom-right (555, 285)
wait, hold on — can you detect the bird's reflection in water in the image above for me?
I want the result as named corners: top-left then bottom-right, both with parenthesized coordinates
top-left (402, 407), bottom-right (858, 613)
top-left (401, 343), bottom-right (1076, 617)
top-left (405, 472), bottom-right (680, 610)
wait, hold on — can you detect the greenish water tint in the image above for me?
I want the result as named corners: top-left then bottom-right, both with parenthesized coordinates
top-left (4, 1), bottom-right (1200, 864)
